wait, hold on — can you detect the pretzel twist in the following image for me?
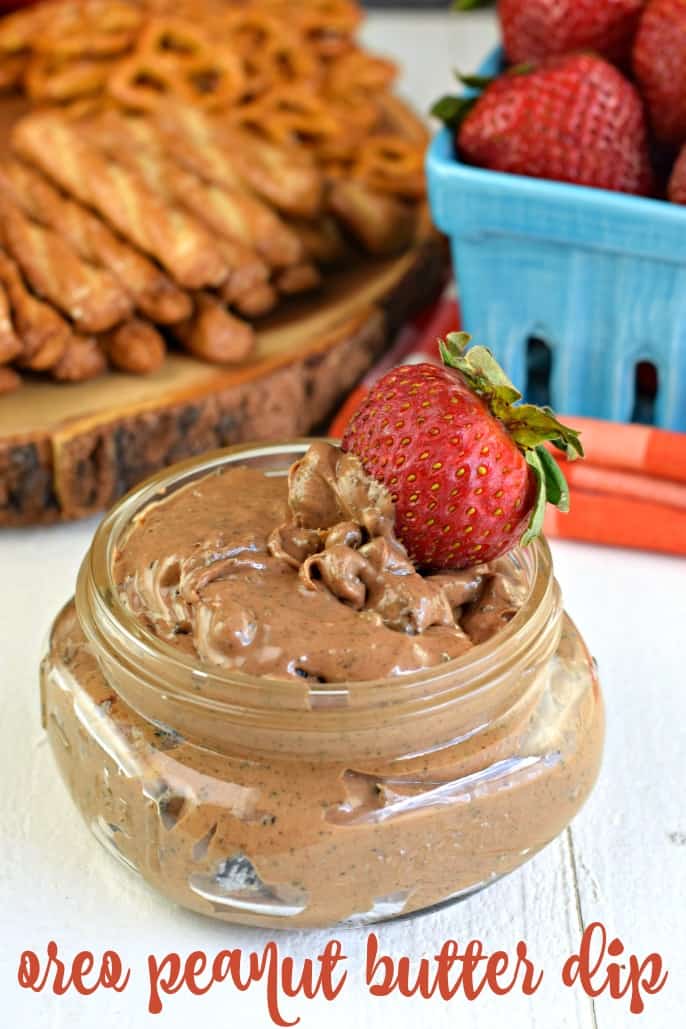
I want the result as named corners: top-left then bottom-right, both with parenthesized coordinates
top-left (229, 85), bottom-right (343, 152)
top-left (25, 54), bottom-right (115, 103)
top-left (221, 11), bottom-right (316, 97)
top-left (354, 134), bottom-right (427, 199)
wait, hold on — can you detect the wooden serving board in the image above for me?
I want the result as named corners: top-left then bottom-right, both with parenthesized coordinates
top-left (0, 225), bottom-right (446, 525)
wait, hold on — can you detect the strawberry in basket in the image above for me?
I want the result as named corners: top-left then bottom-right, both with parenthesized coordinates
top-left (342, 333), bottom-right (582, 570)
top-left (432, 53), bottom-right (654, 196)
top-left (498, 0), bottom-right (645, 67)
top-left (633, 0), bottom-right (686, 146)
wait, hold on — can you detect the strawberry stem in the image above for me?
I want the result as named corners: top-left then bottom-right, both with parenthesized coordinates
top-left (430, 68), bottom-right (498, 129)
top-left (439, 332), bottom-right (582, 543)
top-left (452, 0), bottom-right (494, 10)
top-left (430, 93), bottom-right (477, 129)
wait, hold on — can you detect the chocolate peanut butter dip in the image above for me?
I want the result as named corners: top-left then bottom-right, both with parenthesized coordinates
top-left (114, 442), bottom-right (526, 682)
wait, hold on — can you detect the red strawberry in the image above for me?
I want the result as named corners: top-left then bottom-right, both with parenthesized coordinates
top-left (498, 0), bottom-right (645, 66)
top-left (452, 54), bottom-right (654, 196)
top-left (341, 334), bottom-right (582, 570)
top-left (633, 0), bottom-right (686, 146)
top-left (668, 143), bottom-right (686, 201)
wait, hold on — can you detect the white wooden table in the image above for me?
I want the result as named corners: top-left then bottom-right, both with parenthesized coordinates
top-left (1, 11), bottom-right (685, 1028)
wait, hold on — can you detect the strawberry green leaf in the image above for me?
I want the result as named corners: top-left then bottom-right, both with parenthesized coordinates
top-left (440, 333), bottom-right (522, 408)
top-left (452, 0), bottom-right (493, 10)
top-left (430, 94), bottom-right (477, 129)
top-left (458, 73), bottom-right (497, 89)
top-left (521, 449), bottom-right (549, 547)
top-left (537, 443), bottom-right (570, 512)
top-left (440, 333), bottom-right (584, 460)
top-left (505, 405), bottom-right (584, 459)
top-left (507, 62), bottom-right (536, 77)
top-left (440, 332), bottom-right (579, 543)
top-left (521, 444), bottom-right (572, 548)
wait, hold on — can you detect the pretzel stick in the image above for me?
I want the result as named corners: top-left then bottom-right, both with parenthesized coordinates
top-left (215, 238), bottom-right (270, 303)
top-left (165, 164), bottom-right (303, 270)
top-left (11, 112), bottom-right (228, 290)
top-left (217, 125), bottom-right (324, 220)
top-left (274, 262), bottom-right (321, 296)
top-left (228, 281), bottom-right (278, 319)
top-left (0, 193), bottom-right (132, 333)
top-left (328, 178), bottom-right (417, 256)
top-left (82, 110), bottom-right (304, 269)
top-left (173, 292), bottom-right (254, 365)
top-left (100, 318), bottom-right (166, 375)
top-left (74, 114), bottom-right (291, 316)
top-left (0, 280), bottom-right (22, 366)
top-left (287, 216), bottom-right (348, 265)
top-left (0, 249), bottom-right (71, 370)
top-left (76, 114), bottom-right (270, 275)
top-left (0, 366), bottom-right (21, 395)
top-left (155, 104), bottom-right (323, 218)
top-left (0, 160), bottom-right (191, 325)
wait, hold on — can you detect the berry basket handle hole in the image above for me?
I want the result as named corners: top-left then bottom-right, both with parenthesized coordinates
top-left (631, 361), bottom-right (659, 426)
top-left (526, 337), bottom-right (552, 408)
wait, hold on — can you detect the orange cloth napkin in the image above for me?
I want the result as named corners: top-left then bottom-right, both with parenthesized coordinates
top-left (329, 295), bottom-right (686, 558)
top-left (544, 419), bottom-right (686, 555)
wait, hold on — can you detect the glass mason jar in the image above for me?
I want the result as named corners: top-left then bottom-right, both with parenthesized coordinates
top-left (40, 441), bottom-right (604, 930)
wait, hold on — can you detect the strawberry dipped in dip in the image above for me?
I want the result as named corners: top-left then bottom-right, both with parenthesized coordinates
top-left (114, 334), bottom-right (582, 681)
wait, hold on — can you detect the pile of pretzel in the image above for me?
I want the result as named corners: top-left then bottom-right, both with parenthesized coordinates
top-left (0, 0), bottom-right (428, 395)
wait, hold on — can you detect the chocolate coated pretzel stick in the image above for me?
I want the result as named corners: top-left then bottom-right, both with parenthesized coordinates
top-left (12, 112), bottom-right (228, 290)
top-left (0, 160), bottom-right (191, 326)
top-left (0, 192), bottom-right (132, 333)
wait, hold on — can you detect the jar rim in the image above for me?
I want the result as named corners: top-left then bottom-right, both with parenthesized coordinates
top-left (78, 439), bottom-right (557, 716)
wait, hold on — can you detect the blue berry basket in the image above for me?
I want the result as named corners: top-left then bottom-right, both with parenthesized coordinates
top-left (426, 47), bottom-right (686, 431)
